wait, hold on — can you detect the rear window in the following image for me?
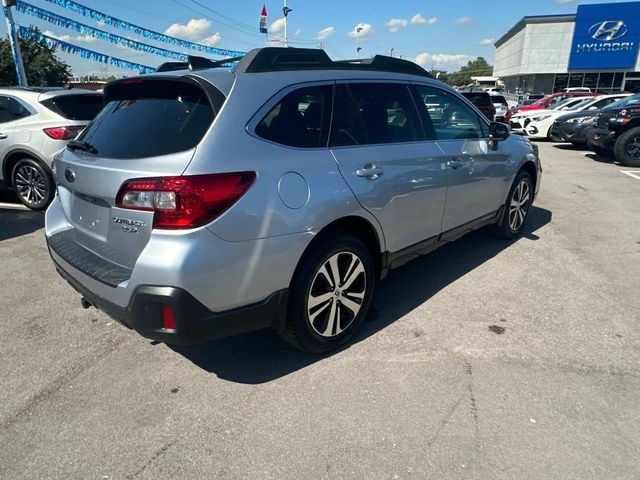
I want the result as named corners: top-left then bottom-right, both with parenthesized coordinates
top-left (41, 94), bottom-right (103, 121)
top-left (491, 95), bottom-right (507, 104)
top-left (461, 92), bottom-right (492, 105)
top-left (78, 80), bottom-right (219, 159)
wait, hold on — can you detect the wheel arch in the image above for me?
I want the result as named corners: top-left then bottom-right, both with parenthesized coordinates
top-left (3, 149), bottom-right (50, 188)
top-left (296, 215), bottom-right (385, 282)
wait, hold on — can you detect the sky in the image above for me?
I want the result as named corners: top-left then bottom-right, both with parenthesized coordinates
top-left (0, 0), bottom-right (637, 77)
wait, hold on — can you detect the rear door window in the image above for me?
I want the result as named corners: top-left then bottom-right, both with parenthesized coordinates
top-left (0, 96), bottom-right (30, 123)
top-left (41, 94), bottom-right (103, 121)
top-left (461, 92), bottom-right (492, 105)
top-left (78, 80), bottom-right (219, 159)
top-left (346, 83), bottom-right (423, 145)
top-left (256, 85), bottom-right (332, 148)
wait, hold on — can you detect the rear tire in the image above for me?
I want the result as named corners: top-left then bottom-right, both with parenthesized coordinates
top-left (281, 232), bottom-right (375, 353)
top-left (11, 158), bottom-right (54, 211)
top-left (494, 171), bottom-right (533, 239)
top-left (613, 127), bottom-right (640, 167)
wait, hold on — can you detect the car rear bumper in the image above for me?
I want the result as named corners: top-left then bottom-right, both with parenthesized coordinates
top-left (51, 254), bottom-right (289, 344)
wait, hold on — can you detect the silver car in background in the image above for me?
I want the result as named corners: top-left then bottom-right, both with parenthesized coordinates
top-left (45, 48), bottom-right (541, 353)
top-left (0, 87), bottom-right (103, 210)
top-left (491, 94), bottom-right (510, 122)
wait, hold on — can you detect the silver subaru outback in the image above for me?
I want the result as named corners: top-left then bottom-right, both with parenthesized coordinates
top-left (45, 48), bottom-right (541, 353)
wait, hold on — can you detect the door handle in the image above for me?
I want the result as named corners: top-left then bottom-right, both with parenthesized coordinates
top-left (0, 133), bottom-right (7, 140)
top-left (446, 157), bottom-right (464, 169)
top-left (356, 164), bottom-right (384, 180)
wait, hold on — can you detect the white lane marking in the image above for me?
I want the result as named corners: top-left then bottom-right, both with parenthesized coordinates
top-left (621, 171), bottom-right (640, 181)
top-left (0, 202), bottom-right (28, 211)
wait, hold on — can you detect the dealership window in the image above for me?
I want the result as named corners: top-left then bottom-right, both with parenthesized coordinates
top-left (553, 74), bottom-right (569, 93)
top-left (583, 73), bottom-right (599, 91)
top-left (613, 73), bottom-right (624, 91)
top-left (598, 73), bottom-right (614, 91)
top-left (569, 74), bottom-right (584, 88)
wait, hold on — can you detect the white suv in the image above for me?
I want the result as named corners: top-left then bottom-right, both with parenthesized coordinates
top-left (0, 87), bottom-right (103, 210)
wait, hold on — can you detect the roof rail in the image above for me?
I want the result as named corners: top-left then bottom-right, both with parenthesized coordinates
top-left (156, 55), bottom-right (243, 73)
top-left (232, 47), bottom-right (433, 78)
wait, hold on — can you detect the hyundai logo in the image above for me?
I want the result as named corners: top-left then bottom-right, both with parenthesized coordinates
top-left (589, 20), bottom-right (628, 41)
top-left (64, 168), bottom-right (76, 183)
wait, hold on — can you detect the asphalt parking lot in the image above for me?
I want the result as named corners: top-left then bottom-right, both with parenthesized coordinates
top-left (1, 142), bottom-right (639, 479)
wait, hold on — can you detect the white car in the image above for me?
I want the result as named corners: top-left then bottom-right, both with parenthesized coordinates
top-left (0, 87), bottom-right (103, 209)
top-left (509, 97), bottom-right (593, 135)
top-left (514, 94), bottom-right (631, 140)
top-left (490, 94), bottom-right (509, 122)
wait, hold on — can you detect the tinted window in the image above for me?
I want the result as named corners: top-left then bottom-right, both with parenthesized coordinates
top-left (347, 83), bottom-right (423, 145)
top-left (41, 94), bottom-right (103, 120)
top-left (461, 92), bottom-right (492, 105)
top-left (414, 85), bottom-right (486, 141)
top-left (491, 95), bottom-right (507, 104)
top-left (0, 96), bottom-right (30, 123)
top-left (78, 80), bottom-right (216, 159)
top-left (588, 97), bottom-right (618, 110)
top-left (329, 85), bottom-right (367, 147)
top-left (256, 85), bottom-right (331, 148)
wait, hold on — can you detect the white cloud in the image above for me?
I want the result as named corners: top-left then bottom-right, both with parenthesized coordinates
top-left (480, 38), bottom-right (495, 46)
top-left (316, 26), bottom-right (336, 41)
top-left (164, 18), bottom-right (212, 41)
top-left (385, 18), bottom-right (408, 33)
top-left (200, 32), bottom-right (221, 46)
top-left (347, 23), bottom-right (374, 39)
top-left (411, 14), bottom-right (437, 26)
top-left (415, 52), bottom-right (471, 68)
top-left (44, 30), bottom-right (96, 44)
top-left (270, 17), bottom-right (286, 33)
top-left (556, 0), bottom-right (576, 3)
top-left (295, 28), bottom-right (303, 37)
top-left (455, 17), bottom-right (474, 25)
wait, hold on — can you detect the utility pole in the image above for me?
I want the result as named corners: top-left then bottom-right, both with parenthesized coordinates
top-left (389, 48), bottom-right (395, 58)
top-left (282, 0), bottom-right (292, 48)
top-left (2, 0), bottom-right (27, 87)
top-left (356, 26), bottom-right (363, 59)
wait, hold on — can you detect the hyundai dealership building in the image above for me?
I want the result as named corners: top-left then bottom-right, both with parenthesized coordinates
top-left (494, 2), bottom-right (640, 94)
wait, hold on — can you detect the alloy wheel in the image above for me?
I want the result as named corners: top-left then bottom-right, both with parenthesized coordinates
top-left (508, 179), bottom-right (531, 232)
top-left (14, 164), bottom-right (47, 207)
top-left (627, 137), bottom-right (640, 160)
top-left (307, 251), bottom-right (366, 338)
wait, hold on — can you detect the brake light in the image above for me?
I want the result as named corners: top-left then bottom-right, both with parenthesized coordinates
top-left (116, 172), bottom-right (256, 229)
top-left (43, 126), bottom-right (84, 140)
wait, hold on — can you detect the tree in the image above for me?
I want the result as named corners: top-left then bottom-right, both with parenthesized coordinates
top-left (445, 57), bottom-right (493, 87)
top-left (0, 29), bottom-right (71, 87)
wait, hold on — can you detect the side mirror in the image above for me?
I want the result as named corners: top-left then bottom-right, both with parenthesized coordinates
top-left (489, 121), bottom-right (510, 142)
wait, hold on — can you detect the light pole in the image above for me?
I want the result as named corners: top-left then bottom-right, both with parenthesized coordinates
top-left (282, 0), bottom-right (293, 48)
top-left (356, 26), bottom-right (363, 59)
top-left (2, 0), bottom-right (27, 86)
top-left (389, 48), bottom-right (395, 58)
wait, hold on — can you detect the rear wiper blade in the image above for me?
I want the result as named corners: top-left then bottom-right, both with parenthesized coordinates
top-left (67, 140), bottom-right (98, 154)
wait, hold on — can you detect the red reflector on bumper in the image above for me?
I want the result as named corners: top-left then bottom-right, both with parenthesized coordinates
top-left (162, 304), bottom-right (177, 330)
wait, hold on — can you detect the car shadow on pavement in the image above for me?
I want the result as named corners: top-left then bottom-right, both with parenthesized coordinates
top-left (0, 208), bottom-right (44, 241)
top-left (169, 206), bottom-right (552, 385)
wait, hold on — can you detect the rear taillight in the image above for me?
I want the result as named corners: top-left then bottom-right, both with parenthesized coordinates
top-left (116, 172), bottom-right (256, 230)
top-left (43, 126), bottom-right (84, 140)
top-left (502, 102), bottom-right (509, 108)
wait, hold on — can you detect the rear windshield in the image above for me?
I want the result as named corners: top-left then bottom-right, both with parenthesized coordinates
top-left (78, 80), bottom-right (219, 159)
top-left (461, 92), bottom-right (492, 105)
top-left (491, 95), bottom-right (507, 104)
top-left (41, 94), bottom-right (103, 120)
top-left (603, 93), bottom-right (640, 111)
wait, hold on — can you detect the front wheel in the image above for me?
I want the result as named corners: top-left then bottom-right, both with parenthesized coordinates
top-left (613, 127), bottom-right (640, 167)
top-left (494, 171), bottom-right (533, 239)
top-left (281, 233), bottom-right (375, 353)
top-left (11, 158), bottom-right (54, 211)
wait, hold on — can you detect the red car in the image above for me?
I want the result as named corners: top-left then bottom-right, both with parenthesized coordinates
top-left (505, 92), bottom-right (596, 122)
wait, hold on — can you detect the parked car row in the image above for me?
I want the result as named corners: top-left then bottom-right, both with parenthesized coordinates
top-left (0, 87), bottom-right (103, 210)
top-left (508, 90), bottom-right (640, 167)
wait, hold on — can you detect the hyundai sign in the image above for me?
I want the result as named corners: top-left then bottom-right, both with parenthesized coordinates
top-left (568, 2), bottom-right (640, 70)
